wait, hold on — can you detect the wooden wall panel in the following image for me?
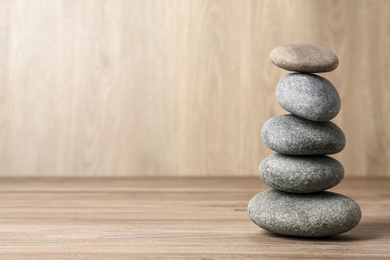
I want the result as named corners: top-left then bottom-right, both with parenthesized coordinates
top-left (0, 0), bottom-right (389, 176)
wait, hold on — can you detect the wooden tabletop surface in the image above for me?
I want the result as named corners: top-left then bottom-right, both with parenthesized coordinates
top-left (0, 177), bottom-right (389, 259)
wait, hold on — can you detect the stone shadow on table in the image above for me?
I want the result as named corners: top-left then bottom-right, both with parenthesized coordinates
top-left (261, 221), bottom-right (390, 242)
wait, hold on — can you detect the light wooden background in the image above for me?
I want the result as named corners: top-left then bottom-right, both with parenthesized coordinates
top-left (0, 0), bottom-right (389, 177)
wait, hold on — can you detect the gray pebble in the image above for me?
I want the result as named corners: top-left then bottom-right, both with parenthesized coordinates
top-left (259, 154), bottom-right (344, 193)
top-left (270, 44), bottom-right (339, 73)
top-left (248, 189), bottom-right (361, 237)
top-left (276, 73), bottom-right (341, 122)
top-left (261, 114), bottom-right (345, 155)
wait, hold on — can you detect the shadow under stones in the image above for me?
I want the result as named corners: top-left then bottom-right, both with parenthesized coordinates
top-left (262, 221), bottom-right (390, 242)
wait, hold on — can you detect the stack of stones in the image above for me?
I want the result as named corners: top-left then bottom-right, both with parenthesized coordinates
top-left (248, 44), bottom-right (361, 237)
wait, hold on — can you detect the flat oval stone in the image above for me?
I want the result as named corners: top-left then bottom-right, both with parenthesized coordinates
top-left (261, 114), bottom-right (345, 155)
top-left (259, 154), bottom-right (344, 193)
top-left (276, 73), bottom-right (341, 122)
top-left (270, 44), bottom-right (339, 73)
top-left (248, 189), bottom-right (361, 237)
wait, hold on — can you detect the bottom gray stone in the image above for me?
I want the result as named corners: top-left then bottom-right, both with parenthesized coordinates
top-left (248, 189), bottom-right (361, 237)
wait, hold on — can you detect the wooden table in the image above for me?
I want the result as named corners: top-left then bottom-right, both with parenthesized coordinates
top-left (0, 177), bottom-right (389, 259)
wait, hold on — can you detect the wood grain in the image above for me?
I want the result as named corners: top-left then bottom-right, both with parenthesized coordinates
top-left (0, 177), bottom-right (388, 259)
top-left (0, 0), bottom-right (389, 176)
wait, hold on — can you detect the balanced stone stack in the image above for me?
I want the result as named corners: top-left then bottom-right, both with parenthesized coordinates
top-left (248, 44), bottom-right (361, 237)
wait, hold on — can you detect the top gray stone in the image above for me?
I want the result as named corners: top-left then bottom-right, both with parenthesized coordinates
top-left (276, 73), bottom-right (341, 122)
top-left (270, 44), bottom-right (339, 73)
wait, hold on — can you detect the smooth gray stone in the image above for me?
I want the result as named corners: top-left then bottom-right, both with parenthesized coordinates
top-left (276, 73), bottom-right (341, 122)
top-left (270, 44), bottom-right (339, 73)
top-left (261, 114), bottom-right (345, 155)
top-left (259, 154), bottom-right (344, 193)
top-left (248, 189), bottom-right (361, 237)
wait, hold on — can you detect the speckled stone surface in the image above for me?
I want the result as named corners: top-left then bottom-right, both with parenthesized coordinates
top-left (270, 44), bottom-right (339, 73)
top-left (261, 114), bottom-right (345, 155)
top-left (259, 154), bottom-right (344, 193)
top-left (248, 189), bottom-right (361, 237)
top-left (276, 73), bottom-right (341, 122)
